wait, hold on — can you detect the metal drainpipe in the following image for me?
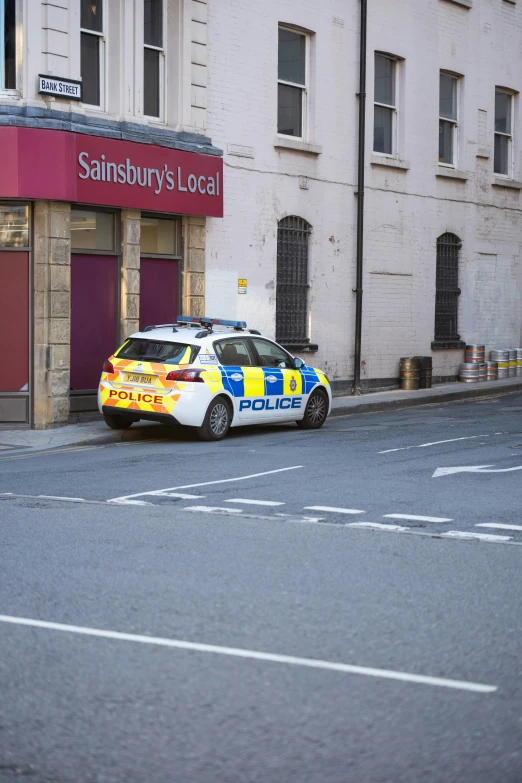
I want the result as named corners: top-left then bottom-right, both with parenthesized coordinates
top-left (352, 0), bottom-right (368, 396)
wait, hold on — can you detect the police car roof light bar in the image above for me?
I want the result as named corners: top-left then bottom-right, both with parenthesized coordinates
top-left (177, 315), bottom-right (247, 333)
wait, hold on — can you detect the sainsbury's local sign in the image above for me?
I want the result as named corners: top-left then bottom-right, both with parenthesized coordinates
top-left (77, 152), bottom-right (220, 197)
top-left (0, 127), bottom-right (224, 218)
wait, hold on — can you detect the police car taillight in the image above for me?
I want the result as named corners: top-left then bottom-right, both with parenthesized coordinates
top-left (103, 359), bottom-right (114, 374)
top-left (165, 369), bottom-right (205, 383)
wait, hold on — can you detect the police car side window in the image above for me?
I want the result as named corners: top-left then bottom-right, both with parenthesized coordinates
top-left (251, 338), bottom-right (292, 368)
top-left (215, 338), bottom-right (254, 366)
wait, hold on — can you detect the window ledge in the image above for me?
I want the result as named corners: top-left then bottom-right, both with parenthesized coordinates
top-left (274, 137), bottom-right (322, 155)
top-left (281, 343), bottom-right (319, 353)
top-left (441, 0), bottom-right (472, 8)
top-left (432, 340), bottom-right (466, 350)
top-left (492, 177), bottom-right (522, 190)
top-left (370, 154), bottom-right (410, 171)
top-left (436, 166), bottom-right (469, 181)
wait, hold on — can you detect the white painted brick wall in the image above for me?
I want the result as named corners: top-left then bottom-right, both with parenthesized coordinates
top-left (205, 0), bottom-right (522, 385)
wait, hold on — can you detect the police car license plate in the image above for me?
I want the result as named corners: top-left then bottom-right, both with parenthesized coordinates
top-left (124, 373), bottom-right (155, 385)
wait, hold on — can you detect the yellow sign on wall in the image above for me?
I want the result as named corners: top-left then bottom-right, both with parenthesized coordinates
top-left (238, 278), bottom-right (247, 294)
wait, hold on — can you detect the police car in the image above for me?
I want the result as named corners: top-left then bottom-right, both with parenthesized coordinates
top-left (98, 316), bottom-right (331, 441)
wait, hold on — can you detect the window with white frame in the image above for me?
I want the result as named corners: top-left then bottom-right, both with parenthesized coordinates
top-left (439, 73), bottom-right (458, 166)
top-left (144, 0), bottom-right (164, 119)
top-left (81, 0), bottom-right (104, 107)
top-left (0, 0), bottom-right (16, 90)
top-left (494, 89), bottom-right (513, 177)
top-left (373, 54), bottom-right (397, 156)
top-left (278, 27), bottom-right (307, 138)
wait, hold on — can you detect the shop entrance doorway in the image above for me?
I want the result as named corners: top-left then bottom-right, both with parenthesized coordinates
top-left (139, 257), bottom-right (179, 330)
top-left (70, 254), bottom-right (118, 392)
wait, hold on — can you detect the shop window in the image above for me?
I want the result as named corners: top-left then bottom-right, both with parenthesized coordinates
top-left (71, 209), bottom-right (115, 251)
top-left (140, 216), bottom-right (181, 255)
top-left (434, 233), bottom-right (461, 343)
top-left (276, 216), bottom-right (311, 345)
top-left (144, 0), bottom-right (164, 118)
top-left (0, 204), bottom-right (29, 247)
top-left (0, 0), bottom-right (16, 90)
top-left (81, 0), bottom-right (104, 107)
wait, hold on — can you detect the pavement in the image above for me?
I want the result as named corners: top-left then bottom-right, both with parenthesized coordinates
top-left (1, 375), bottom-right (521, 453)
top-left (1, 392), bottom-right (522, 782)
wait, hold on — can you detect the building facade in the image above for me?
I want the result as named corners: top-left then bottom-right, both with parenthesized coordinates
top-left (205, 0), bottom-right (522, 393)
top-left (0, 0), bottom-right (220, 428)
top-left (1, 0), bottom-right (522, 429)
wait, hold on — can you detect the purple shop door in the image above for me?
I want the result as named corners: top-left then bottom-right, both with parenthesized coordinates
top-left (140, 257), bottom-right (179, 331)
top-left (70, 254), bottom-right (118, 390)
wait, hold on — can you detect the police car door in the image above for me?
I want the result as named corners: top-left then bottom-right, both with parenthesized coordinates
top-left (249, 337), bottom-right (305, 420)
top-left (214, 337), bottom-right (265, 421)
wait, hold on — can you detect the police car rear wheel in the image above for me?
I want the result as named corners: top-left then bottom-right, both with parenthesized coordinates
top-left (103, 413), bottom-right (134, 430)
top-left (197, 397), bottom-right (231, 441)
top-left (296, 389), bottom-right (328, 429)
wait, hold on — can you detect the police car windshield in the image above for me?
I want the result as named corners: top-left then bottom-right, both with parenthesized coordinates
top-left (116, 339), bottom-right (198, 365)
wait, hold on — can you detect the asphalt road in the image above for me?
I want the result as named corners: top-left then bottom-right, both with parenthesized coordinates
top-left (1, 392), bottom-right (522, 782)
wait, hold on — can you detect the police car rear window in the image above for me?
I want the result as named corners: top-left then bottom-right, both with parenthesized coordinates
top-left (116, 339), bottom-right (199, 365)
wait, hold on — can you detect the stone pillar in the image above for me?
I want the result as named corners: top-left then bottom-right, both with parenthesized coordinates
top-left (33, 201), bottom-right (71, 429)
top-left (183, 216), bottom-right (205, 315)
top-left (120, 210), bottom-right (141, 341)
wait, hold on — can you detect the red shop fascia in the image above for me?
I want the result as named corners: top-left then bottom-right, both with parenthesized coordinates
top-left (0, 126), bottom-right (224, 216)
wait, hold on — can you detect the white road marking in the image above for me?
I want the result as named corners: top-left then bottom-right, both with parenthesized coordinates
top-left (347, 522), bottom-right (408, 532)
top-left (475, 523), bottom-right (522, 532)
top-left (184, 505), bottom-right (244, 514)
top-left (378, 435), bottom-right (491, 454)
top-left (384, 514), bottom-right (453, 523)
top-left (153, 492), bottom-right (205, 500)
top-left (274, 514), bottom-right (326, 523)
top-left (107, 465), bottom-right (304, 505)
top-left (226, 498), bottom-right (285, 507)
top-left (0, 493), bottom-right (105, 505)
top-left (0, 615), bottom-right (497, 694)
top-left (442, 531), bottom-right (512, 542)
top-left (433, 464), bottom-right (522, 478)
top-left (304, 506), bottom-right (365, 515)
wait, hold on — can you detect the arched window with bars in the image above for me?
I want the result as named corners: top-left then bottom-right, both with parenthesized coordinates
top-left (276, 216), bottom-right (311, 346)
top-left (434, 232), bottom-right (462, 344)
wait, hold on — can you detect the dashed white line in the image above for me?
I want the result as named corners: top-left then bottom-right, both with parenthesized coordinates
top-left (304, 506), bottom-right (365, 515)
top-left (184, 505), bottom-right (244, 514)
top-left (226, 498), bottom-right (285, 507)
top-left (378, 435), bottom-right (492, 454)
top-left (347, 522), bottom-right (408, 532)
top-left (384, 514), bottom-right (453, 523)
top-left (442, 531), bottom-right (512, 542)
top-left (0, 615), bottom-right (497, 693)
top-left (154, 492), bottom-right (205, 500)
top-left (475, 523), bottom-right (522, 532)
top-left (107, 465), bottom-right (304, 504)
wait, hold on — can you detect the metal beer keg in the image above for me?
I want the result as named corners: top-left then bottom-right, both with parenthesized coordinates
top-left (459, 363), bottom-right (479, 382)
top-left (400, 357), bottom-right (420, 390)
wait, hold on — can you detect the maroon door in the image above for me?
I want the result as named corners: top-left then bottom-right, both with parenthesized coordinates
top-left (70, 254), bottom-right (118, 390)
top-left (0, 251), bottom-right (29, 392)
top-left (140, 257), bottom-right (179, 330)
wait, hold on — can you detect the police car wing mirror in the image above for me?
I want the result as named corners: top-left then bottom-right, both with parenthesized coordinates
top-left (293, 357), bottom-right (305, 369)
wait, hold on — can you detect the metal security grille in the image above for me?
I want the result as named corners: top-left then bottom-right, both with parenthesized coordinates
top-left (435, 233), bottom-right (461, 342)
top-left (276, 216), bottom-right (311, 344)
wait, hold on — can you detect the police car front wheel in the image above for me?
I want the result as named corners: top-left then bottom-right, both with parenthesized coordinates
top-left (197, 397), bottom-right (232, 441)
top-left (296, 389), bottom-right (328, 429)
